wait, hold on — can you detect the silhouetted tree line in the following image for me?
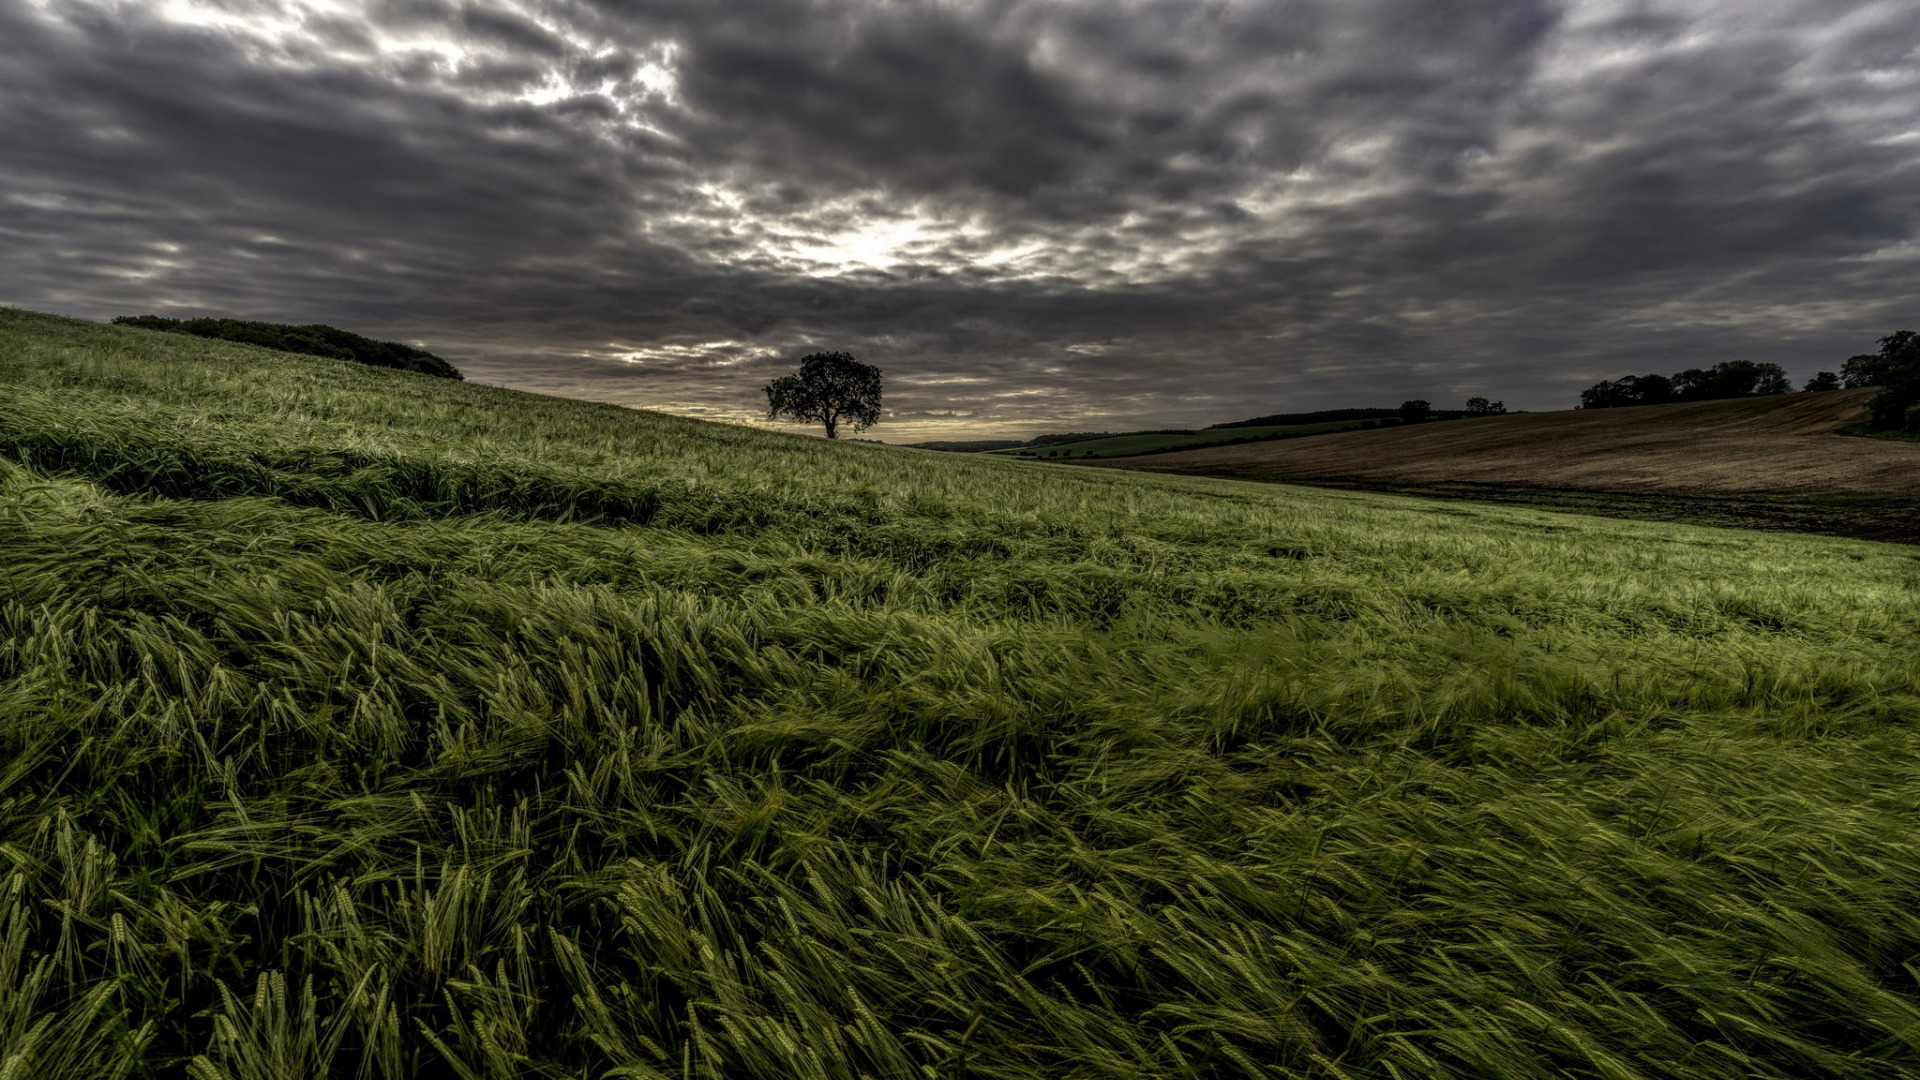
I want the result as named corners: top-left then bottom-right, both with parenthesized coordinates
top-left (1577, 334), bottom-right (1920, 432)
top-left (1841, 330), bottom-right (1920, 432)
top-left (1580, 360), bottom-right (1790, 410)
top-left (113, 316), bottom-right (463, 380)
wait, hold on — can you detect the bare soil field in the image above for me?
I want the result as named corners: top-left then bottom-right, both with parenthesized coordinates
top-left (1102, 389), bottom-right (1920, 542)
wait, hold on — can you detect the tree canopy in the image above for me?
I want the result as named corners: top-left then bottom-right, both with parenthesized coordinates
top-left (1580, 361), bottom-right (1787, 409)
top-left (764, 351), bottom-right (883, 439)
top-left (1672, 360), bottom-right (1791, 400)
top-left (1580, 374), bottom-right (1673, 410)
top-left (1842, 330), bottom-right (1920, 432)
top-left (112, 316), bottom-right (462, 379)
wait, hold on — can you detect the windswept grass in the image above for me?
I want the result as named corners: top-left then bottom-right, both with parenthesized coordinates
top-left (1, 305), bottom-right (1918, 1078)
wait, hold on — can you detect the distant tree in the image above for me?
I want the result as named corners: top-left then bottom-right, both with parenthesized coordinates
top-left (1581, 373), bottom-right (1674, 409)
top-left (1752, 363), bottom-right (1793, 396)
top-left (1839, 330), bottom-right (1920, 431)
top-left (1668, 369), bottom-right (1712, 399)
top-left (1803, 371), bottom-right (1841, 392)
top-left (1671, 360), bottom-right (1789, 401)
top-left (1840, 332), bottom-right (1910, 388)
top-left (1582, 363), bottom-right (1791, 409)
top-left (1398, 399), bottom-right (1432, 423)
top-left (1582, 374), bottom-right (1674, 407)
top-left (1463, 397), bottom-right (1507, 416)
top-left (764, 351), bottom-right (884, 439)
top-left (1628, 373), bottom-right (1675, 404)
top-left (1579, 380), bottom-right (1620, 409)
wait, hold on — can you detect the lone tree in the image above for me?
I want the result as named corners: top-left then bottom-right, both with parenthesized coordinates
top-left (1464, 396), bottom-right (1507, 416)
top-left (764, 351), bottom-right (884, 439)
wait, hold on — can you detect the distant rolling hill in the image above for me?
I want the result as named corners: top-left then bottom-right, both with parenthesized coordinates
top-left (1100, 389), bottom-right (1920, 541)
top-left (988, 417), bottom-right (1388, 459)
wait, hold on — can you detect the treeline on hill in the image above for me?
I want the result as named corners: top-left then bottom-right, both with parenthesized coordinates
top-left (1213, 400), bottom-right (1509, 429)
top-left (112, 315), bottom-right (463, 379)
top-left (1841, 330), bottom-right (1920, 433)
top-left (1580, 359), bottom-right (1791, 409)
top-left (1579, 332), bottom-right (1920, 434)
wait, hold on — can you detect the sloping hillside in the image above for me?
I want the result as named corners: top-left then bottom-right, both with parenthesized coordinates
top-left (1106, 389), bottom-right (1910, 491)
top-left (3, 308), bottom-right (1920, 1079)
top-left (1104, 389), bottom-right (1920, 539)
top-left (990, 418), bottom-right (1382, 458)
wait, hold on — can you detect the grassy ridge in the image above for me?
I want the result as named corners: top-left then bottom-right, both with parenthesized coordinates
top-left (2, 307), bottom-right (1920, 1078)
top-left (110, 315), bottom-right (463, 380)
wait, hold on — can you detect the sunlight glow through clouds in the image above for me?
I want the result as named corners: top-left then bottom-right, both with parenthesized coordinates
top-left (608, 341), bottom-right (758, 366)
top-left (788, 215), bottom-right (944, 275)
top-left (680, 184), bottom-right (1059, 280)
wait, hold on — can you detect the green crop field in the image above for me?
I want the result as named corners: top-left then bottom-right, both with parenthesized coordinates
top-left (992, 420), bottom-right (1382, 459)
top-left (2, 305), bottom-right (1919, 1079)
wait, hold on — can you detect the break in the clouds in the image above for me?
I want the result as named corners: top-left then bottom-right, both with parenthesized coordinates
top-left (1, 0), bottom-right (1916, 438)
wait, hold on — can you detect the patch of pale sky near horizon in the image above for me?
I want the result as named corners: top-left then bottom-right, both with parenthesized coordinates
top-left (458, 334), bottom-right (1171, 437)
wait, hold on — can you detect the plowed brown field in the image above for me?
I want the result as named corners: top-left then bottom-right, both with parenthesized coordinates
top-left (1101, 389), bottom-right (1920, 540)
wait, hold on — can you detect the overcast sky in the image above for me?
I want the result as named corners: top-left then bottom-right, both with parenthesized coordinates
top-left (2, 0), bottom-right (1916, 439)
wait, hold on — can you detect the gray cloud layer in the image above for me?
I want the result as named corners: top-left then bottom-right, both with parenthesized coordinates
top-left (3, 0), bottom-right (1916, 437)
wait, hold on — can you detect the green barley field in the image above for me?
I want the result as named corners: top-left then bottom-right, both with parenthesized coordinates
top-left (2, 305), bottom-right (1919, 1079)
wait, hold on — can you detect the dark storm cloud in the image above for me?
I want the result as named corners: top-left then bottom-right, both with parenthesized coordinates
top-left (2, 0), bottom-right (1916, 437)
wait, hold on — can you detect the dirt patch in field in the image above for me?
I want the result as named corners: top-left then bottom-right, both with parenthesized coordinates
top-left (1100, 389), bottom-right (1920, 542)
